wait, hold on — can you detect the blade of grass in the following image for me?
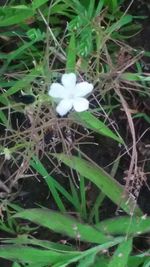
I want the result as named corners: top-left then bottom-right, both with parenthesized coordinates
top-left (69, 179), bottom-right (81, 213)
top-left (108, 239), bottom-right (132, 267)
top-left (106, 15), bottom-right (133, 35)
top-left (71, 111), bottom-right (124, 144)
top-left (92, 255), bottom-right (109, 267)
top-left (95, 0), bottom-right (104, 16)
top-left (2, 235), bottom-right (75, 252)
top-left (133, 113), bottom-right (150, 124)
top-left (0, 245), bottom-right (80, 265)
top-left (0, 37), bottom-right (43, 75)
top-left (89, 192), bottom-right (105, 224)
top-left (127, 255), bottom-right (145, 267)
top-left (14, 208), bottom-right (113, 244)
top-left (66, 32), bottom-right (76, 72)
top-left (96, 216), bottom-right (150, 236)
top-left (104, 0), bottom-right (118, 12)
top-left (53, 153), bottom-right (142, 216)
top-left (87, 0), bottom-right (95, 19)
top-left (30, 156), bottom-right (81, 211)
top-left (30, 157), bottom-right (66, 212)
top-left (12, 263), bottom-right (21, 267)
top-left (0, 66), bottom-right (43, 99)
top-left (0, 110), bottom-right (8, 126)
top-left (0, 6), bottom-right (34, 27)
top-left (79, 175), bottom-right (87, 220)
top-left (0, 237), bottom-right (124, 267)
top-left (0, 221), bottom-right (15, 235)
top-left (77, 251), bottom-right (97, 267)
top-left (31, 0), bottom-right (49, 9)
top-left (89, 157), bottom-right (120, 224)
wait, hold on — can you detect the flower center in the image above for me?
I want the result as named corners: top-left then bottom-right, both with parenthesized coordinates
top-left (68, 93), bottom-right (75, 99)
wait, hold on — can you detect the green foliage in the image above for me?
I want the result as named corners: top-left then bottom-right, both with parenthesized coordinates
top-left (0, 0), bottom-right (49, 27)
top-left (71, 111), bottom-right (124, 144)
top-left (96, 216), bottom-right (150, 236)
top-left (0, 0), bottom-right (149, 266)
top-left (0, 5), bottom-right (34, 27)
top-left (103, 0), bottom-right (121, 12)
top-left (66, 32), bottom-right (76, 72)
top-left (30, 156), bottom-right (70, 212)
top-left (14, 208), bottom-right (112, 244)
top-left (53, 153), bottom-right (142, 216)
top-left (0, 219), bottom-right (124, 266)
top-left (0, 207), bottom-right (149, 266)
top-left (108, 239), bottom-right (132, 267)
top-left (0, 66), bottom-right (43, 99)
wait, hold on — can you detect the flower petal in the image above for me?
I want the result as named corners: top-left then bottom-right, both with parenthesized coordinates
top-left (48, 83), bottom-right (69, 99)
top-left (75, 82), bottom-right (93, 97)
top-left (73, 97), bottom-right (89, 112)
top-left (56, 99), bottom-right (73, 116)
top-left (61, 73), bottom-right (76, 89)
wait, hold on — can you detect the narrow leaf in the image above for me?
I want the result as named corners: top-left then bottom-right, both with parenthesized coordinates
top-left (66, 32), bottom-right (76, 72)
top-left (108, 239), bottom-right (132, 267)
top-left (14, 208), bottom-right (112, 244)
top-left (71, 112), bottom-right (124, 144)
top-left (0, 6), bottom-right (34, 27)
top-left (96, 215), bottom-right (150, 236)
top-left (12, 263), bottom-right (22, 267)
top-left (106, 15), bottom-right (133, 34)
top-left (31, 0), bottom-right (49, 9)
top-left (0, 66), bottom-right (43, 98)
top-left (30, 156), bottom-right (77, 211)
top-left (53, 153), bottom-right (142, 216)
top-left (0, 245), bottom-right (80, 264)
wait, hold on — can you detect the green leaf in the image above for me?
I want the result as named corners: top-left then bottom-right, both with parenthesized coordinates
top-left (142, 258), bottom-right (150, 267)
top-left (71, 111), bottom-right (124, 144)
top-left (0, 245), bottom-right (80, 265)
top-left (89, 193), bottom-right (105, 224)
top-left (104, 0), bottom-right (118, 12)
top-left (0, 1), bottom-right (49, 27)
top-left (94, 256), bottom-right (110, 267)
top-left (128, 254), bottom-right (148, 267)
top-left (0, 110), bottom-right (8, 125)
top-left (0, 66), bottom-right (43, 99)
top-left (30, 158), bottom-right (66, 212)
top-left (87, 0), bottom-right (95, 19)
top-left (0, 238), bottom-right (124, 267)
top-left (14, 208), bottom-right (112, 244)
top-left (0, 6), bottom-right (34, 27)
top-left (108, 239), bottom-right (132, 267)
top-left (53, 154), bottom-right (142, 215)
top-left (31, 0), bottom-right (49, 9)
top-left (121, 72), bottom-right (150, 82)
top-left (30, 156), bottom-right (77, 211)
top-left (68, 0), bottom-right (86, 14)
top-left (27, 28), bottom-right (45, 41)
top-left (2, 234), bottom-right (74, 252)
top-left (78, 26), bottom-right (93, 57)
top-left (77, 252), bottom-right (96, 267)
top-left (66, 32), bottom-right (76, 72)
top-left (133, 113), bottom-right (150, 124)
top-left (106, 15), bottom-right (133, 35)
top-left (121, 73), bottom-right (143, 81)
top-left (12, 263), bottom-right (22, 267)
top-left (95, 0), bottom-right (105, 17)
top-left (96, 216), bottom-right (150, 236)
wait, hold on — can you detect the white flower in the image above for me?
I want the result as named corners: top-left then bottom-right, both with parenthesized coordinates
top-left (48, 73), bottom-right (93, 116)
